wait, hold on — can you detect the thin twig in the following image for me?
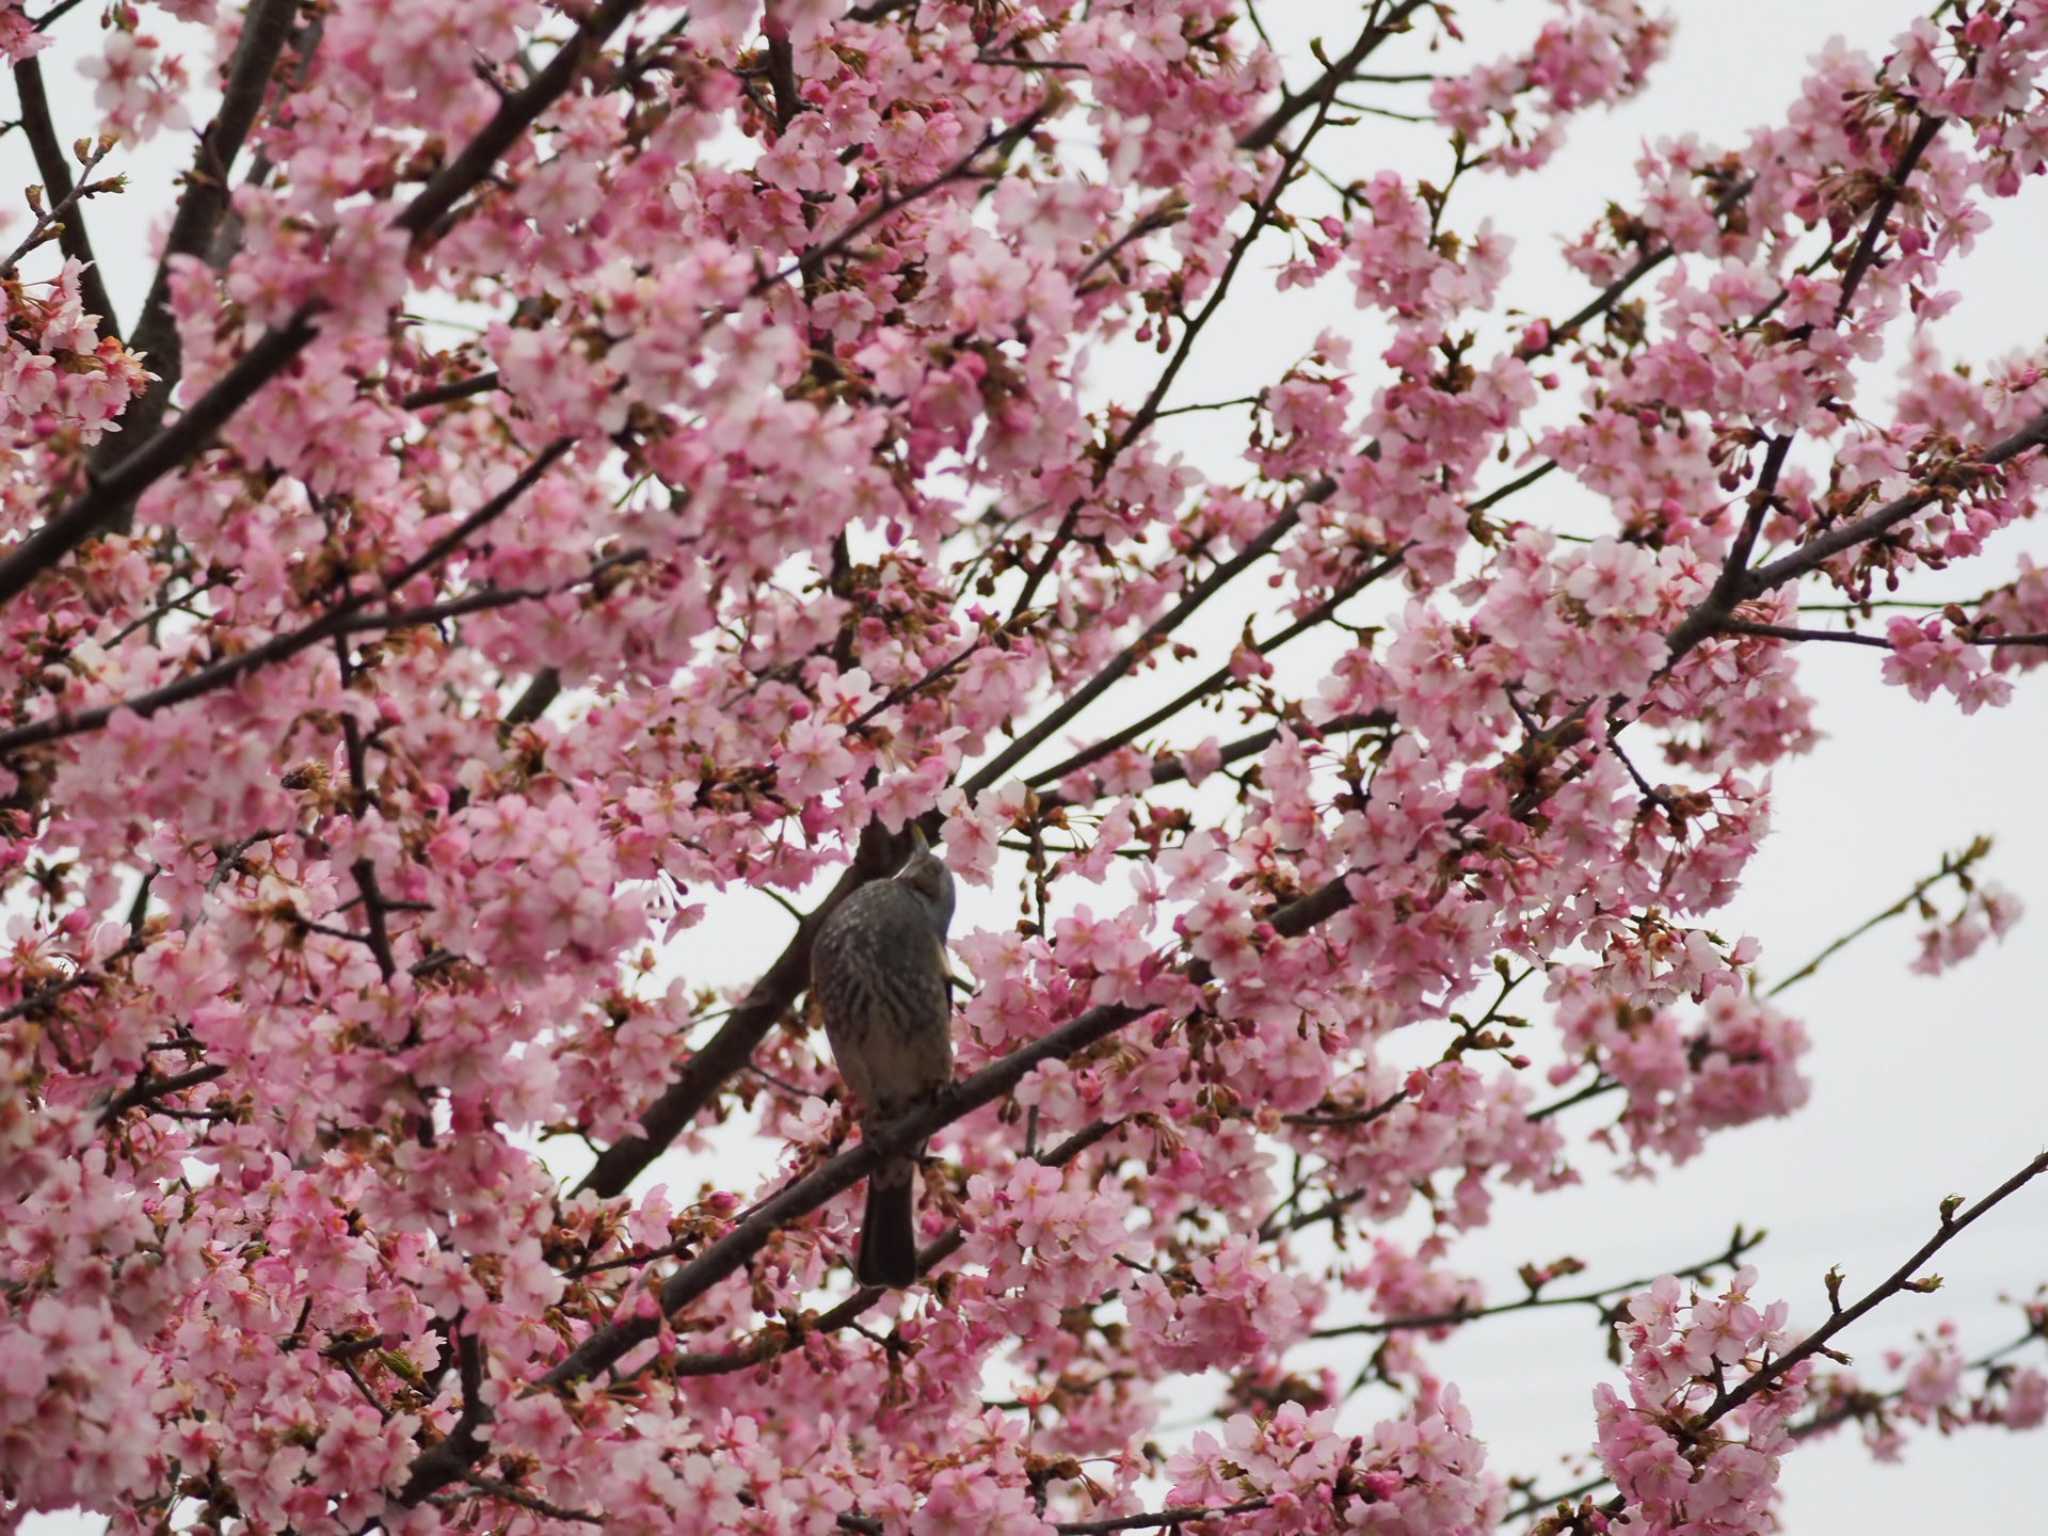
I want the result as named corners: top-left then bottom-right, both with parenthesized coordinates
top-left (1767, 838), bottom-right (1991, 998)
top-left (1310, 1228), bottom-right (1762, 1339)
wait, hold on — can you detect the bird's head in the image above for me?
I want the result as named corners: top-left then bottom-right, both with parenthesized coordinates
top-left (897, 826), bottom-right (955, 942)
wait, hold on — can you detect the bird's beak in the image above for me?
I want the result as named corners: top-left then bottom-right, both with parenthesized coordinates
top-left (909, 824), bottom-right (931, 855)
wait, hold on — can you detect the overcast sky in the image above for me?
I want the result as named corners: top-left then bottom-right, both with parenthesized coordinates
top-left (7, 1), bottom-right (2047, 1531)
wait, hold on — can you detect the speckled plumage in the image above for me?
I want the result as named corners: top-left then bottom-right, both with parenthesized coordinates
top-left (810, 838), bottom-right (955, 1287)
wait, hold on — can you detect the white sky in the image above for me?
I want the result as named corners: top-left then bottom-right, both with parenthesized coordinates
top-left (8, 0), bottom-right (2048, 1530)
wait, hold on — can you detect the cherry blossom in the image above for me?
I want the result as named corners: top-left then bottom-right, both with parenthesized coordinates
top-left (2, 0), bottom-right (2047, 1531)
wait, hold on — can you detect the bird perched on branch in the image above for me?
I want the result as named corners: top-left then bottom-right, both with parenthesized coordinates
top-left (810, 828), bottom-right (956, 1287)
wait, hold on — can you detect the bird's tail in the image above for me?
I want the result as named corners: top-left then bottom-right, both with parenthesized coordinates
top-left (858, 1159), bottom-right (919, 1288)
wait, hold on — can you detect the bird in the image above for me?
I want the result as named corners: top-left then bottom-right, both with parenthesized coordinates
top-left (809, 827), bottom-right (956, 1287)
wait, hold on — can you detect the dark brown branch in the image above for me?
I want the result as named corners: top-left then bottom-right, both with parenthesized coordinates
top-left (1526, 1074), bottom-right (1622, 1123)
top-left (397, 0), bottom-right (641, 240)
top-left (0, 138), bottom-right (115, 277)
top-left (1503, 1163), bottom-right (2047, 1526)
top-left (1546, 177), bottom-right (1756, 347)
top-left (1502, 1474), bottom-right (1610, 1525)
top-left (1833, 115), bottom-right (1944, 326)
top-left (398, 1328), bottom-right (492, 1506)
top-left (0, 306), bottom-right (322, 610)
top-left (30, 0), bottom-right (92, 26)
top-left (728, 99), bottom-right (1054, 311)
top-left (658, 1121), bottom-right (1122, 1378)
top-left (1051, 1500), bottom-right (1273, 1534)
top-left (1280, 1085), bottom-right (1409, 1131)
top-left (9, 57), bottom-right (119, 341)
top-left (458, 1476), bottom-right (602, 1525)
top-left (104, 0), bottom-right (303, 491)
top-left (0, 935), bottom-right (145, 1024)
top-left (1706, 1151), bottom-right (2048, 1426)
top-left (0, 439), bottom-right (572, 755)
top-left (1021, 542), bottom-right (1400, 792)
top-left (100, 1062), bottom-right (227, 1125)
top-left (1660, 118), bottom-right (2029, 661)
top-left (338, 549), bottom-right (646, 635)
top-left (1748, 408), bottom-right (2048, 593)
top-left (400, 371), bottom-right (503, 410)
top-left (504, 668), bottom-right (562, 728)
top-left (1718, 619), bottom-right (1892, 649)
top-left (1236, 0), bottom-right (1429, 152)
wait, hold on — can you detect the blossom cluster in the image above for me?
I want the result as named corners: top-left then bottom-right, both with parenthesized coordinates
top-left (1, 0), bottom-right (2046, 1531)
top-left (1593, 1268), bottom-right (1806, 1536)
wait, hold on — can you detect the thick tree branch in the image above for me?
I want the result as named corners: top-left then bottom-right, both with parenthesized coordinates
top-left (99, 1062), bottom-right (227, 1125)
top-left (104, 0), bottom-right (303, 489)
top-left (653, 1121), bottom-right (1122, 1378)
top-left (398, 1328), bottom-right (492, 1506)
top-left (0, 306), bottom-right (322, 611)
top-left (1664, 406), bottom-right (2048, 659)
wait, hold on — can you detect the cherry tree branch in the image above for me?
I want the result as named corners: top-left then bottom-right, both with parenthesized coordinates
top-left (968, 496), bottom-right (1322, 795)
top-left (1788, 1324), bottom-right (2046, 1442)
top-left (8, 57), bottom-right (119, 342)
top-left (0, 306), bottom-right (324, 611)
top-left (1309, 1227), bottom-right (1763, 1339)
top-left (1053, 1501), bottom-right (1273, 1534)
top-left (98, 1062), bottom-right (227, 1126)
top-left (1012, 73), bottom-right (1342, 620)
top-left (1831, 115), bottom-right (1944, 326)
top-left (1765, 837), bottom-right (1990, 998)
top-left (1659, 109), bottom-right (2038, 660)
top-left (1503, 1154), bottom-right (2048, 1525)
top-left (1705, 1150), bottom-right (2048, 1426)
top-left (455, 1476), bottom-right (602, 1526)
top-left (0, 0), bottom-right (647, 611)
top-left (1021, 546), bottom-right (1404, 792)
top-left (1723, 617), bottom-right (2048, 651)
top-left (104, 0), bottom-right (304, 483)
top-left (0, 932), bottom-right (148, 1025)
top-left (1237, 0), bottom-right (1429, 152)
top-left (651, 1121), bottom-right (1122, 1377)
top-left (397, 1327), bottom-right (492, 1505)
top-left (0, 439), bottom-right (573, 756)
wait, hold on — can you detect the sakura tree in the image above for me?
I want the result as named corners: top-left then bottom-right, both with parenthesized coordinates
top-left (4, 0), bottom-right (2048, 1532)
